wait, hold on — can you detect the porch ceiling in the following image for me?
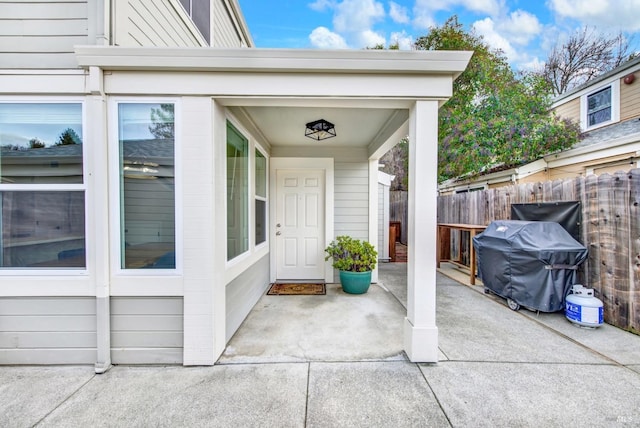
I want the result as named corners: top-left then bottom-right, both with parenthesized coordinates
top-left (241, 106), bottom-right (405, 149)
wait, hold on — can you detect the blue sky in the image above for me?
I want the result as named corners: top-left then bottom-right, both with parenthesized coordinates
top-left (238, 0), bottom-right (640, 71)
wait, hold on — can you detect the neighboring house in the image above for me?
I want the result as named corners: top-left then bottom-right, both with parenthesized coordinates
top-left (0, 0), bottom-right (471, 370)
top-left (439, 57), bottom-right (640, 194)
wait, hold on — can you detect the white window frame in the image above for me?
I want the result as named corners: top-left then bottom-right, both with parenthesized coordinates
top-left (581, 80), bottom-right (620, 131)
top-left (108, 98), bottom-right (183, 296)
top-left (224, 114), bottom-right (269, 282)
top-left (0, 97), bottom-right (89, 278)
top-left (254, 144), bottom-right (269, 251)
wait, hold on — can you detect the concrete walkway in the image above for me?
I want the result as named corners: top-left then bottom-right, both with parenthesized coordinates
top-left (2, 263), bottom-right (640, 427)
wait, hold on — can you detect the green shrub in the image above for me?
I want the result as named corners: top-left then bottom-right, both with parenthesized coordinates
top-left (324, 235), bottom-right (378, 272)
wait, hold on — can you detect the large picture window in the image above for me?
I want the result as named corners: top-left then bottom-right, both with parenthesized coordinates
top-left (0, 103), bottom-right (85, 269)
top-left (227, 122), bottom-right (248, 260)
top-left (117, 103), bottom-right (176, 269)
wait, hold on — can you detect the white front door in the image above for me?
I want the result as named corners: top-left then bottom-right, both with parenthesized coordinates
top-left (275, 169), bottom-right (325, 280)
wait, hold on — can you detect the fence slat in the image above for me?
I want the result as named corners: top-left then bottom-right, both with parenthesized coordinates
top-left (437, 168), bottom-right (640, 334)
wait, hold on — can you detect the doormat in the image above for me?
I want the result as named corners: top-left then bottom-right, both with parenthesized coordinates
top-left (267, 283), bottom-right (326, 295)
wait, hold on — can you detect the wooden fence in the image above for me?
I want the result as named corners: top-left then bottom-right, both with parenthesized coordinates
top-left (437, 169), bottom-right (640, 334)
top-left (390, 191), bottom-right (408, 245)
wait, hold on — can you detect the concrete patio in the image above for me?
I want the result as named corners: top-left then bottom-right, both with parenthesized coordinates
top-left (1, 262), bottom-right (639, 427)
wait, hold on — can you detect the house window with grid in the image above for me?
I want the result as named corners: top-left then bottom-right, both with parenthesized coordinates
top-left (0, 102), bottom-right (86, 269)
top-left (587, 86), bottom-right (612, 127)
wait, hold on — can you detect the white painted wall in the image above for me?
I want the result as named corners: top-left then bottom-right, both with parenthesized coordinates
top-left (110, 297), bottom-right (183, 364)
top-left (0, 0), bottom-right (89, 68)
top-left (0, 297), bottom-right (96, 364)
top-left (213, 0), bottom-right (247, 47)
top-left (112, 0), bottom-right (206, 47)
top-left (334, 161), bottom-right (369, 241)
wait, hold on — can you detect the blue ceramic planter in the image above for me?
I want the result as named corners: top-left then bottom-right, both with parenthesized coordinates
top-left (339, 270), bottom-right (372, 294)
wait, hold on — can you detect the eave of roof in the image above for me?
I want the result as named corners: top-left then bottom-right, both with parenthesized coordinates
top-left (74, 46), bottom-right (473, 77)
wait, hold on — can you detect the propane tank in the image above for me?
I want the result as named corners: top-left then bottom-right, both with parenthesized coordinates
top-left (565, 284), bottom-right (604, 328)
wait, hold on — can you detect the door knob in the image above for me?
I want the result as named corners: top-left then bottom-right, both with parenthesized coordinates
top-left (276, 231), bottom-right (282, 236)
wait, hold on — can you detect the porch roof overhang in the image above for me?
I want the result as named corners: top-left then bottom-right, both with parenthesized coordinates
top-left (75, 46), bottom-right (472, 157)
top-left (75, 46), bottom-right (472, 77)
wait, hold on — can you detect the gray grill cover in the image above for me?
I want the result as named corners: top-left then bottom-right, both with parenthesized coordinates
top-left (473, 220), bottom-right (588, 312)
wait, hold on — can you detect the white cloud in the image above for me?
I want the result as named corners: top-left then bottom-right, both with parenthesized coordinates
top-left (309, 26), bottom-right (349, 48)
top-left (549, 0), bottom-right (640, 32)
top-left (389, 1), bottom-right (410, 24)
top-left (333, 0), bottom-right (385, 34)
top-left (472, 18), bottom-right (517, 59)
top-left (413, 0), bottom-right (503, 29)
top-left (499, 10), bottom-right (542, 45)
top-left (309, 0), bottom-right (335, 12)
top-left (357, 29), bottom-right (387, 47)
top-left (390, 31), bottom-right (413, 49)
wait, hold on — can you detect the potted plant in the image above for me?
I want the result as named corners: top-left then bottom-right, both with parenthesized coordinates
top-left (324, 235), bottom-right (378, 294)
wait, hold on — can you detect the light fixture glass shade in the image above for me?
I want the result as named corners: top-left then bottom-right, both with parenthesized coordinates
top-left (305, 119), bottom-right (336, 141)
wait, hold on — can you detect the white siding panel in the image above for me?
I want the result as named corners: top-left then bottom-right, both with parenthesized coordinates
top-left (0, 1), bottom-right (89, 68)
top-left (110, 297), bottom-right (183, 364)
top-left (213, 0), bottom-right (243, 47)
top-left (118, 0), bottom-right (203, 47)
top-left (0, 297), bottom-right (96, 364)
top-left (226, 254), bottom-right (270, 341)
top-left (0, 35), bottom-right (88, 52)
top-left (0, 1), bottom-right (87, 19)
top-left (0, 19), bottom-right (87, 36)
top-left (334, 161), bottom-right (369, 241)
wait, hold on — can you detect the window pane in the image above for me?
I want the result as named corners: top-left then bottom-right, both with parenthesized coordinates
top-left (256, 199), bottom-right (266, 245)
top-left (118, 103), bottom-right (175, 269)
top-left (227, 122), bottom-right (248, 260)
top-left (0, 103), bottom-right (83, 184)
top-left (1, 191), bottom-right (85, 268)
top-left (255, 149), bottom-right (266, 198)
top-left (587, 87), bottom-right (611, 126)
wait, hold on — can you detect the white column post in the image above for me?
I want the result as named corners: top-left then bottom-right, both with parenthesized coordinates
top-left (369, 158), bottom-right (379, 283)
top-left (404, 100), bottom-right (439, 362)
top-left (182, 97), bottom-right (218, 365)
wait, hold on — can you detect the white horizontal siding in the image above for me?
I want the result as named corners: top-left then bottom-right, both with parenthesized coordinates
top-left (118, 0), bottom-right (204, 47)
top-left (334, 161), bottom-right (369, 241)
top-left (226, 254), bottom-right (270, 341)
top-left (110, 297), bottom-right (183, 364)
top-left (0, 297), bottom-right (96, 364)
top-left (0, 0), bottom-right (89, 68)
top-left (212, 0), bottom-right (243, 47)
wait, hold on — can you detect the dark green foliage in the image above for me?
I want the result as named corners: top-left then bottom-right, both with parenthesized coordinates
top-left (28, 138), bottom-right (45, 149)
top-left (55, 128), bottom-right (82, 146)
top-left (415, 16), bottom-right (581, 182)
top-left (324, 235), bottom-right (378, 272)
top-left (149, 104), bottom-right (175, 139)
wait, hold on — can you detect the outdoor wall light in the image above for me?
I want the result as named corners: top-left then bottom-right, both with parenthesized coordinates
top-left (305, 119), bottom-right (336, 141)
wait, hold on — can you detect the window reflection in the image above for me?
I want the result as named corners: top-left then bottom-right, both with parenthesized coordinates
top-left (118, 103), bottom-right (176, 269)
top-left (0, 103), bottom-right (85, 269)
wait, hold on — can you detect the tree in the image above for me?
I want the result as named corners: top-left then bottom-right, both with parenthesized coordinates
top-left (29, 138), bottom-right (45, 149)
top-left (55, 128), bottom-right (82, 146)
top-left (542, 27), bottom-right (633, 96)
top-left (149, 104), bottom-right (175, 139)
top-left (414, 16), bottom-right (581, 181)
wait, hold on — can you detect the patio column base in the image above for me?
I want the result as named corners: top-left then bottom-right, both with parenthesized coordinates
top-left (404, 318), bottom-right (438, 363)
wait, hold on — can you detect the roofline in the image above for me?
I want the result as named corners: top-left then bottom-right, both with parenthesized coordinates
top-left (552, 56), bottom-right (640, 104)
top-left (74, 46), bottom-right (473, 75)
